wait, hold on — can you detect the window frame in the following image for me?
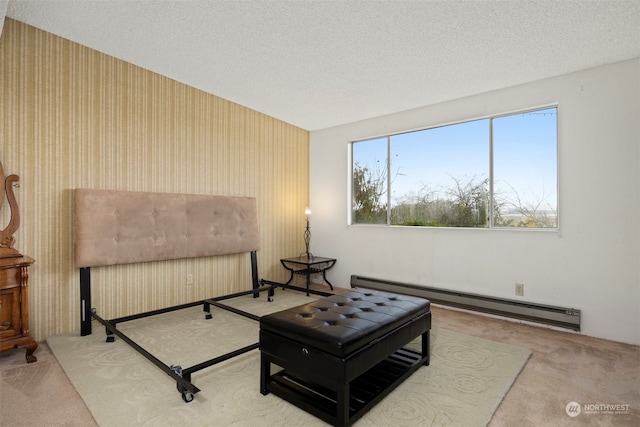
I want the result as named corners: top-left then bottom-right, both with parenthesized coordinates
top-left (349, 105), bottom-right (559, 230)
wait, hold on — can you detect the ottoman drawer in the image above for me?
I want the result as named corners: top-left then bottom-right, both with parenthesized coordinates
top-left (260, 330), bottom-right (344, 388)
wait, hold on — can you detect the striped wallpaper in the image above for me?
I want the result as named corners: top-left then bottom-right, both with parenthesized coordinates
top-left (0, 19), bottom-right (309, 341)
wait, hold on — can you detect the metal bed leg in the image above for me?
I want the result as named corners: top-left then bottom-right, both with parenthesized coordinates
top-left (80, 267), bottom-right (92, 336)
top-left (105, 327), bottom-right (115, 343)
top-left (251, 251), bottom-right (260, 298)
top-left (203, 301), bottom-right (213, 319)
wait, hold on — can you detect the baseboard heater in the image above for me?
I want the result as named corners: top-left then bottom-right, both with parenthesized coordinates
top-left (351, 275), bottom-right (581, 331)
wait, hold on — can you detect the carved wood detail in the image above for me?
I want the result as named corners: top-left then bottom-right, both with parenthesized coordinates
top-left (0, 159), bottom-right (22, 258)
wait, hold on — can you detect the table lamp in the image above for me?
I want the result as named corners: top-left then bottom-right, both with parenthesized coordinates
top-left (304, 207), bottom-right (312, 258)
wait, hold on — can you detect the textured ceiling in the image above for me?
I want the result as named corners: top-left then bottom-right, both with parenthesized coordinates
top-left (4, 0), bottom-right (640, 131)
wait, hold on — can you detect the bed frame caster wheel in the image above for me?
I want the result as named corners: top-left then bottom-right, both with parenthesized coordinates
top-left (267, 296), bottom-right (273, 302)
top-left (171, 365), bottom-right (194, 402)
top-left (205, 313), bottom-right (212, 320)
top-left (106, 335), bottom-right (115, 343)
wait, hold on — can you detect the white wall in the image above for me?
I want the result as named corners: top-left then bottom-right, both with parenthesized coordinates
top-left (0, 1), bottom-right (8, 36)
top-left (309, 58), bottom-right (640, 345)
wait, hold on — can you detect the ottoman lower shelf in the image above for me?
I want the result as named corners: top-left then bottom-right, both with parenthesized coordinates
top-left (264, 347), bottom-right (426, 426)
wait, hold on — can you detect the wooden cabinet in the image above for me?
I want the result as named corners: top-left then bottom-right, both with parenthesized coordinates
top-left (0, 255), bottom-right (37, 362)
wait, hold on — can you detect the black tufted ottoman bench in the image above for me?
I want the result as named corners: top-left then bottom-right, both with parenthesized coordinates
top-left (259, 288), bottom-right (431, 427)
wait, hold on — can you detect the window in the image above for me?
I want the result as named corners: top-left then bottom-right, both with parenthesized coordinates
top-left (351, 107), bottom-right (558, 228)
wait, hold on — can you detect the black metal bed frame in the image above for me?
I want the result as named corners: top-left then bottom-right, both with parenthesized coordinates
top-left (78, 250), bottom-right (333, 402)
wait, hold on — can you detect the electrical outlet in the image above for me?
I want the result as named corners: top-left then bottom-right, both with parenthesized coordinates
top-left (515, 283), bottom-right (524, 296)
top-left (186, 273), bottom-right (193, 285)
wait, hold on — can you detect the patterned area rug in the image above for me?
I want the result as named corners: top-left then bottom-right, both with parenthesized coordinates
top-left (47, 291), bottom-right (531, 426)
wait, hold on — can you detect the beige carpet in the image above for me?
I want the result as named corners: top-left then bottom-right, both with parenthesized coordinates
top-left (0, 342), bottom-right (96, 427)
top-left (47, 292), bottom-right (531, 426)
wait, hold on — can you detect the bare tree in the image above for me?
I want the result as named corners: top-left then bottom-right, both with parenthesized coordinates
top-left (494, 181), bottom-right (557, 227)
top-left (446, 175), bottom-right (489, 226)
top-left (390, 175), bottom-right (488, 227)
top-left (352, 161), bottom-right (388, 223)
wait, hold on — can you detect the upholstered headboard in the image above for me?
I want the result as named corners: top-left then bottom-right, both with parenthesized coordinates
top-left (74, 189), bottom-right (259, 268)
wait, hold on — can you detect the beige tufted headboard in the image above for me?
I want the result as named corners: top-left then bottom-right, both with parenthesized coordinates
top-left (74, 189), bottom-right (259, 268)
